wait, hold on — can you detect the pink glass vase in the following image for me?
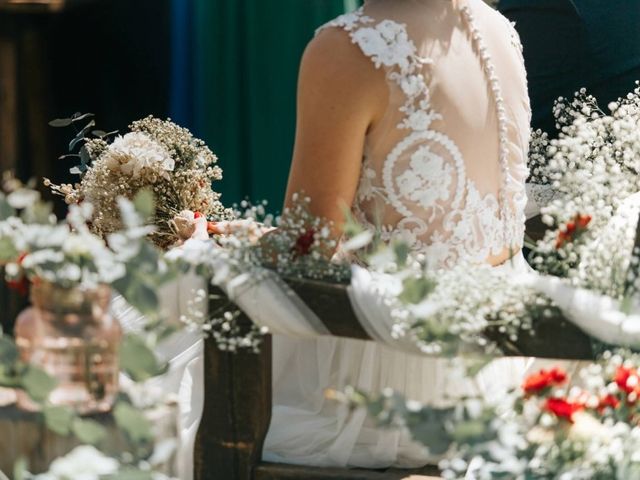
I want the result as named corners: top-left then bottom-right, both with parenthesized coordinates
top-left (14, 281), bottom-right (122, 414)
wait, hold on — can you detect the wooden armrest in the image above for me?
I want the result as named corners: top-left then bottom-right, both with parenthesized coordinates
top-left (255, 462), bottom-right (441, 480)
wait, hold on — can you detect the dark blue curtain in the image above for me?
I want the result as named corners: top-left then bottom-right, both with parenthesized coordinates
top-left (169, 0), bottom-right (354, 211)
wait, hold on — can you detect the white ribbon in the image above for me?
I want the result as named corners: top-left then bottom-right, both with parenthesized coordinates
top-left (225, 268), bottom-right (330, 337)
top-left (530, 274), bottom-right (640, 348)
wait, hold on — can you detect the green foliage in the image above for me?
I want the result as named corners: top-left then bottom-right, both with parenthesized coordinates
top-left (399, 276), bottom-right (436, 304)
top-left (105, 469), bottom-right (153, 480)
top-left (133, 189), bottom-right (155, 220)
top-left (119, 334), bottom-right (167, 382)
top-left (113, 401), bottom-right (154, 445)
top-left (21, 366), bottom-right (57, 403)
top-left (0, 336), bottom-right (18, 364)
top-left (392, 241), bottom-right (410, 268)
top-left (72, 417), bottom-right (108, 445)
top-left (12, 457), bottom-right (27, 480)
top-left (48, 118), bottom-right (74, 128)
top-left (0, 193), bottom-right (14, 221)
top-left (43, 405), bottom-right (74, 436)
top-left (49, 113), bottom-right (114, 175)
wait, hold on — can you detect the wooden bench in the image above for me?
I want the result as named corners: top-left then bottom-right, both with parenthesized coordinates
top-left (193, 276), bottom-right (594, 480)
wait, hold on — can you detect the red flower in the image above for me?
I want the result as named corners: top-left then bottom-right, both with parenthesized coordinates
top-left (6, 252), bottom-right (29, 296)
top-left (575, 214), bottom-right (592, 229)
top-left (523, 367), bottom-right (568, 394)
top-left (6, 278), bottom-right (28, 296)
top-left (555, 213), bottom-right (592, 249)
top-left (598, 394), bottom-right (621, 411)
top-left (545, 397), bottom-right (584, 421)
top-left (615, 366), bottom-right (639, 394)
top-left (194, 211), bottom-right (203, 219)
top-left (292, 228), bottom-right (316, 257)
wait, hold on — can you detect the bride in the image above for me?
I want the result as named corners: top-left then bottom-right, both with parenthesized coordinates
top-left (261, 0), bottom-right (535, 469)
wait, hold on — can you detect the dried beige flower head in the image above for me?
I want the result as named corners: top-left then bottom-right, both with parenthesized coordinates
top-left (103, 132), bottom-right (175, 178)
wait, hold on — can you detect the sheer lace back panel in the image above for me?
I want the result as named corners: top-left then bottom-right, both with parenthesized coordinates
top-left (319, 0), bottom-right (530, 268)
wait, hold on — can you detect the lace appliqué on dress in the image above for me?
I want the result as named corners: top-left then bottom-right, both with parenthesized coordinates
top-left (319, 8), bottom-right (526, 268)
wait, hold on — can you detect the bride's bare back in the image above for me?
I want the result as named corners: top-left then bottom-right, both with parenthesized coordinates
top-left (286, 0), bottom-right (530, 267)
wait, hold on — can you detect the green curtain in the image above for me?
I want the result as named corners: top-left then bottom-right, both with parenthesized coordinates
top-left (190, 0), bottom-right (354, 211)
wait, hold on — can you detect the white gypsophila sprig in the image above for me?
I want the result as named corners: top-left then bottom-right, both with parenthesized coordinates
top-left (529, 83), bottom-right (640, 298)
top-left (366, 249), bottom-right (552, 357)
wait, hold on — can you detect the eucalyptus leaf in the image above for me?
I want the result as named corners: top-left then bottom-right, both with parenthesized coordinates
top-left (43, 404), bottom-right (74, 436)
top-left (133, 189), bottom-right (155, 219)
top-left (79, 145), bottom-right (91, 166)
top-left (117, 280), bottom-right (159, 319)
top-left (0, 236), bottom-right (18, 262)
top-left (80, 120), bottom-right (96, 135)
top-left (72, 417), bottom-right (107, 445)
top-left (450, 419), bottom-right (488, 442)
top-left (68, 120), bottom-right (97, 153)
top-left (119, 334), bottom-right (166, 382)
top-left (399, 277), bottom-right (436, 304)
top-left (105, 469), bottom-right (153, 480)
top-left (0, 336), bottom-right (18, 364)
top-left (393, 242), bottom-right (410, 267)
top-left (48, 118), bottom-right (73, 127)
top-left (21, 366), bottom-right (57, 402)
top-left (0, 194), bottom-right (15, 220)
top-left (113, 401), bottom-right (154, 444)
top-left (12, 457), bottom-right (27, 480)
top-left (70, 112), bottom-right (95, 123)
top-left (68, 134), bottom-right (86, 152)
top-left (0, 364), bottom-right (21, 389)
top-left (58, 154), bottom-right (80, 160)
top-left (409, 414), bottom-right (452, 455)
top-left (92, 129), bottom-right (107, 138)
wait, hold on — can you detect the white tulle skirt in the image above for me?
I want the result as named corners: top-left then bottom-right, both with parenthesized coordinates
top-left (262, 253), bottom-right (535, 468)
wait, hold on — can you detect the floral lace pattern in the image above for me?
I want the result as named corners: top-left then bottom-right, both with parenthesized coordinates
top-left (319, 7), bottom-right (527, 268)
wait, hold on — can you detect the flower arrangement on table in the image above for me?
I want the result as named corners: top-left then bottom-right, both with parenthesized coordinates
top-left (0, 176), bottom-right (184, 478)
top-left (349, 351), bottom-right (640, 479)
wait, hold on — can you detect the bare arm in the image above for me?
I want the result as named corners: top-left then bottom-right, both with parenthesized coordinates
top-left (284, 28), bottom-right (387, 236)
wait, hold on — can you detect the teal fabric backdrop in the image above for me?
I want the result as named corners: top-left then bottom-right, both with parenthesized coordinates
top-left (171, 0), bottom-right (359, 212)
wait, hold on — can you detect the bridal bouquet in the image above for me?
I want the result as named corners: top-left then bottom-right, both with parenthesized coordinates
top-left (1, 175), bottom-right (185, 478)
top-left (47, 114), bottom-right (233, 249)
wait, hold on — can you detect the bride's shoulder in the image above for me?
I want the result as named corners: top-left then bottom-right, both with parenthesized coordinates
top-left (298, 18), bottom-right (387, 119)
top-left (315, 7), bottom-right (375, 36)
top-left (302, 25), bottom-right (378, 81)
top-left (470, 0), bottom-right (519, 34)
top-left (302, 11), bottom-right (384, 87)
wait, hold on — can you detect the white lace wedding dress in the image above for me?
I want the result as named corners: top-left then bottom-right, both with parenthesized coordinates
top-left (262, 0), bottom-right (536, 468)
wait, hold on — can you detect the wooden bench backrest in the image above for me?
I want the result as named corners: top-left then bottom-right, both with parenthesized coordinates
top-left (193, 275), bottom-right (595, 480)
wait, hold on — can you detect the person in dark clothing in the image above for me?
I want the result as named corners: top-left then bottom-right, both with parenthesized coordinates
top-left (499, 0), bottom-right (640, 134)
